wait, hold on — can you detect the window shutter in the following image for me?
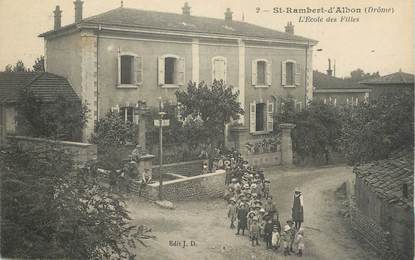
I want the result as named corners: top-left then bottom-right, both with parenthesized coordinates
top-left (158, 56), bottom-right (165, 85)
top-left (249, 102), bottom-right (256, 133)
top-left (267, 100), bottom-right (274, 132)
top-left (134, 56), bottom-right (143, 85)
top-left (266, 61), bottom-right (272, 86)
top-left (178, 57), bottom-right (185, 86)
top-left (281, 61), bottom-right (287, 86)
top-left (251, 60), bottom-right (257, 86)
top-left (117, 52), bottom-right (121, 85)
top-left (295, 63), bottom-right (301, 86)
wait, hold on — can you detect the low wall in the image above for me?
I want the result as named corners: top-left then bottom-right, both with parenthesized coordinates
top-left (152, 160), bottom-right (204, 177)
top-left (137, 169), bottom-right (226, 201)
top-left (7, 136), bottom-right (97, 164)
top-left (349, 204), bottom-right (400, 260)
top-left (245, 152), bottom-right (281, 167)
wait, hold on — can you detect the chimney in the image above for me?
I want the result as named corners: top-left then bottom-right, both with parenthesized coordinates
top-left (285, 21), bottom-right (294, 35)
top-left (334, 59), bottom-right (336, 77)
top-left (225, 8), bottom-right (233, 23)
top-left (53, 6), bottom-right (62, 30)
top-left (182, 2), bottom-right (191, 17)
top-left (327, 58), bottom-right (333, 76)
top-left (74, 0), bottom-right (84, 23)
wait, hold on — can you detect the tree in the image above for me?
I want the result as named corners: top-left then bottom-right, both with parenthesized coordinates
top-left (274, 97), bottom-right (343, 164)
top-left (32, 56), bottom-right (45, 72)
top-left (90, 111), bottom-right (138, 170)
top-left (16, 91), bottom-right (89, 141)
top-left (175, 80), bottom-right (244, 146)
top-left (338, 90), bottom-right (414, 164)
top-left (4, 64), bottom-right (12, 72)
top-left (292, 102), bottom-right (342, 164)
top-left (0, 143), bottom-right (154, 259)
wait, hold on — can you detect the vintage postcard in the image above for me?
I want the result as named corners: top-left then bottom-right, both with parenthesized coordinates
top-left (0, 0), bottom-right (413, 259)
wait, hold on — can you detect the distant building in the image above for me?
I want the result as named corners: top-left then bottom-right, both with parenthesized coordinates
top-left (352, 151), bottom-right (414, 260)
top-left (0, 72), bottom-right (79, 145)
top-left (313, 70), bottom-right (371, 106)
top-left (359, 71), bottom-right (414, 100)
top-left (39, 1), bottom-right (317, 146)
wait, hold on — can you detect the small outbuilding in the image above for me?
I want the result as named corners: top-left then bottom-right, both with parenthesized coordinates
top-left (352, 151), bottom-right (414, 260)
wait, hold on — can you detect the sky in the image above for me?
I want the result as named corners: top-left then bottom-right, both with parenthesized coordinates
top-left (0, 0), bottom-right (413, 78)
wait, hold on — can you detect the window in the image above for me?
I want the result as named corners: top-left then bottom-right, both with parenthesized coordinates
top-left (121, 55), bottom-right (134, 84)
top-left (252, 59), bottom-right (271, 87)
top-left (158, 55), bottom-right (185, 87)
top-left (117, 52), bottom-right (143, 87)
top-left (286, 62), bottom-right (294, 85)
top-left (212, 56), bottom-right (227, 82)
top-left (165, 57), bottom-right (177, 84)
top-left (249, 100), bottom-right (274, 133)
top-left (281, 60), bottom-right (300, 87)
top-left (257, 61), bottom-right (266, 85)
top-left (255, 103), bottom-right (266, 131)
top-left (111, 105), bottom-right (135, 123)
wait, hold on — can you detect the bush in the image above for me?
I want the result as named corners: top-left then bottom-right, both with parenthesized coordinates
top-left (0, 143), bottom-right (153, 259)
top-left (338, 90), bottom-right (414, 164)
top-left (16, 92), bottom-right (89, 141)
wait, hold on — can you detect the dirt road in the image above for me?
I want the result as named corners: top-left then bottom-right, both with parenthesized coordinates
top-left (129, 165), bottom-right (379, 260)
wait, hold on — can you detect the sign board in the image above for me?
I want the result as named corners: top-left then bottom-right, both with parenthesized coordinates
top-left (154, 119), bottom-right (170, 127)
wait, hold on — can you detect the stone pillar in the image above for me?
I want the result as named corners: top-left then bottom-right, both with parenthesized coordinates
top-left (138, 116), bottom-right (146, 150)
top-left (280, 123), bottom-right (295, 166)
top-left (230, 126), bottom-right (249, 156)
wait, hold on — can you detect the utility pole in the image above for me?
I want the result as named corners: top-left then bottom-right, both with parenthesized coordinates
top-left (158, 97), bottom-right (166, 200)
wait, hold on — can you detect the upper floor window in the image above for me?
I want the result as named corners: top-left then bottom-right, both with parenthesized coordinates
top-left (121, 55), bottom-right (134, 84)
top-left (212, 56), bottom-right (227, 83)
top-left (117, 51), bottom-right (143, 87)
top-left (252, 59), bottom-right (271, 87)
top-left (158, 55), bottom-right (185, 87)
top-left (282, 60), bottom-right (300, 87)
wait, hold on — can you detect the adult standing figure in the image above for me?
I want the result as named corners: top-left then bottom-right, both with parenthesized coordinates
top-left (292, 187), bottom-right (304, 229)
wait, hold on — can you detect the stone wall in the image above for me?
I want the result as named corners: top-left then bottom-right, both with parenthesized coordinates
top-left (349, 203), bottom-right (401, 260)
top-left (138, 169), bottom-right (226, 201)
top-left (8, 136), bottom-right (97, 165)
top-left (152, 160), bottom-right (204, 177)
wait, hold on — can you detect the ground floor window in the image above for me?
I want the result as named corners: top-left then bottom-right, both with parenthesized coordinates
top-left (255, 103), bottom-right (266, 131)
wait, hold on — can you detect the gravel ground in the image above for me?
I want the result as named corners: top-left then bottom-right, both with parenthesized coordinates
top-left (128, 165), bottom-right (380, 260)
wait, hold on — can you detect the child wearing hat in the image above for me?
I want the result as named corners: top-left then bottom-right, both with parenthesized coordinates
top-left (250, 216), bottom-right (260, 246)
top-left (281, 224), bottom-right (292, 256)
top-left (295, 228), bottom-right (305, 257)
top-left (227, 198), bottom-right (237, 229)
top-left (286, 220), bottom-right (297, 253)
top-left (236, 203), bottom-right (248, 236)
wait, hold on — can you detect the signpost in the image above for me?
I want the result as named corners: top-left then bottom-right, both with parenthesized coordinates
top-left (155, 98), bottom-right (168, 200)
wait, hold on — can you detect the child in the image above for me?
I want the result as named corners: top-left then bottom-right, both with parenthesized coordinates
top-left (281, 224), bottom-right (291, 256)
top-left (271, 225), bottom-right (281, 251)
top-left (227, 198), bottom-right (237, 229)
top-left (295, 228), bottom-right (305, 257)
top-left (236, 203), bottom-right (248, 236)
top-left (250, 217), bottom-right (260, 246)
top-left (287, 220), bottom-right (297, 253)
top-left (247, 210), bottom-right (256, 237)
top-left (264, 179), bottom-right (270, 199)
top-left (263, 219), bottom-right (273, 249)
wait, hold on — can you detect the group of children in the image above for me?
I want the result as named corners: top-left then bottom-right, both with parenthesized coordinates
top-left (216, 151), bottom-right (304, 257)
